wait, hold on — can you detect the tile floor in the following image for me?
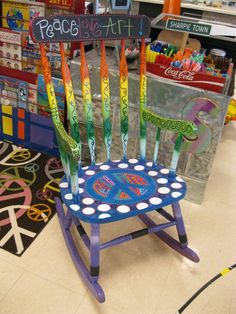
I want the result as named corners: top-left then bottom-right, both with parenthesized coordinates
top-left (0, 122), bottom-right (236, 314)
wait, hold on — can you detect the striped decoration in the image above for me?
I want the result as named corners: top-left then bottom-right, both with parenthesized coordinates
top-left (139, 38), bottom-right (147, 161)
top-left (39, 44), bottom-right (80, 201)
top-left (60, 43), bottom-right (81, 159)
top-left (119, 39), bottom-right (129, 160)
top-left (100, 41), bottom-right (112, 161)
top-left (80, 42), bottom-right (96, 165)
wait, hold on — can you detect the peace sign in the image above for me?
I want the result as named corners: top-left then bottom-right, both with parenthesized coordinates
top-left (0, 166), bottom-right (36, 191)
top-left (27, 204), bottom-right (52, 222)
top-left (10, 149), bottom-right (31, 162)
top-left (36, 188), bottom-right (53, 201)
top-left (87, 169), bottom-right (156, 205)
top-left (45, 157), bottom-right (64, 183)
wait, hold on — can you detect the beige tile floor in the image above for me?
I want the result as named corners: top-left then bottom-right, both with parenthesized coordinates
top-left (0, 122), bottom-right (236, 314)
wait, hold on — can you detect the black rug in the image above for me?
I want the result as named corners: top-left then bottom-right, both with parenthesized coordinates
top-left (0, 142), bottom-right (64, 256)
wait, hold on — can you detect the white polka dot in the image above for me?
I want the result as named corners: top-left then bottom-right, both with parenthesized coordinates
top-left (171, 183), bottom-right (182, 189)
top-left (70, 204), bottom-right (80, 211)
top-left (157, 178), bottom-right (168, 184)
top-left (65, 193), bottom-right (73, 200)
top-left (176, 176), bottom-right (184, 182)
top-left (158, 187), bottom-right (170, 194)
top-left (146, 162), bottom-right (153, 167)
top-left (118, 163), bottom-right (128, 169)
top-left (134, 165), bottom-right (145, 171)
top-left (82, 198), bottom-right (94, 205)
top-left (136, 202), bottom-right (149, 210)
top-left (78, 178), bottom-right (85, 184)
top-left (149, 197), bottom-right (162, 205)
top-left (96, 162), bottom-right (103, 165)
top-left (117, 205), bottom-right (130, 213)
top-left (172, 192), bottom-right (182, 198)
top-left (79, 188), bottom-right (84, 194)
top-left (97, 204), bottom-right (111, 212)
top-left (100, 165), bottom-right (110, 170)
top-left (85, 170), bottom-right (95, 176)
top-left (99, 213), bottom-right (111, 219)
top-left (83, 166), bottom-right (89, 170)
top-left (60, 182), bottom-right (68, 188)
top-left (129, 158), bottom-right (138, 164)
top-left (113, 159), bottom-right (121, 163)
top-left (160, 168), bottom-right (169, 174)
top-left (148, 171), bottom-right (157, 176)
top-left (82, 207), bottom-right (95, 215)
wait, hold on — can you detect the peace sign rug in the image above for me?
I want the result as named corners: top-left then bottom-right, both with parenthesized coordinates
top-left (0, 141), bottom-right (63, 256)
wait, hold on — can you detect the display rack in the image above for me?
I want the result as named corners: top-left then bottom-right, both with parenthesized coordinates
top-left (0, 0), bottom-right (84, 154)
top-left (147, 12), bottom-right (235, 94)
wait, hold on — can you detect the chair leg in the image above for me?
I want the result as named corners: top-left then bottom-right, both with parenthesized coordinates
top-left (171, 202), bottom-right (188, 248)
top-left (54, 197), bottom-right (105, 302)
top-left (90, 224), bottom-right (100, 283)
top-left (139, 206), bottom-right (199, 263)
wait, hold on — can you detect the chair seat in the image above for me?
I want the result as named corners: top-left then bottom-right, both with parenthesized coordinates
top-left (59, 159), bottom-right (186, 224)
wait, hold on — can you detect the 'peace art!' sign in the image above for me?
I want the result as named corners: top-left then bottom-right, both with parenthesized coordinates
top-left (30, 14), bottom-right (151, 43)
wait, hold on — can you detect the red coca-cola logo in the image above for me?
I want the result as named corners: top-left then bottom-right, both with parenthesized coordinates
top-left (164, 67), bottom-right (195, 81)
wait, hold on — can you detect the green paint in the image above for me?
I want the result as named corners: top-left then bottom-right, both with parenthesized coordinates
top-left (153, 128), bottom-right (161, 165)
top-left (142, 109), bottom-right (197, 138)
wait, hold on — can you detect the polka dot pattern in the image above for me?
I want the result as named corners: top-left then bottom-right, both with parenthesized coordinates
top-left (70, 204), bottom-right (80, 211)
top-left (61, 160), bottom-right (186, 223)
top-left (160, 168), bottom-right (169, 174)
top-left (118, 163), bottom-right (128, 169)
top-left (136, 202), bottom-right (148, 210)
top-left (171, 183), bottom-right (182, 189)
top-left (60, 182), bottom-right (68, 188)
top-left (149, 197), bottom-right (162, 205)
top-left (65, 193), bottom-right (73, 200)
top-left (157, 178), bottom-right (168, 184)
top-left (117, 205), bottom-right (130, 213)
top-left (129, 158), bottom-right (138, 164)
top-left (158, 187), bottom-right (170, 194)
top-left (82, 198), bottom-right (94, 205)
top-left (134, 165), bottom-right (145, 171)
top-left (82, 207), bottom-right (95, 215)
top-left (171, 192), bottom-right (182, 198)
top-left (99, 213), bottom-right (111, 219)
top-left (97, 204), bottom-right (111, 212)
top-left (176, 176), bottom-right (184, 182)
top-left (148, 171), bottom-right (157, 176)
top-left (100, 165), bottom-right (110, 170)
top-left (85, 170), bottom-right (95, 176)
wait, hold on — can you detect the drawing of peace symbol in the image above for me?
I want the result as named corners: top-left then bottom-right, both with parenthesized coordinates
top-left (87, 169), bottom-right (156, 205)
top-left (27, 204), bottom-right (52, 222)
top-left (0, 166), bottom-right (37, 191)
top-left (0, 148), bottom-right (41, 166)
top-left (45, 157), bottom-right (63, 183)
top-left (0, 175), bottom-right (32, 227)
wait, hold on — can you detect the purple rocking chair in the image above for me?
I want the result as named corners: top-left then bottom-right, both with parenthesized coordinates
top-left (30, 14), bottom-right (199, 302)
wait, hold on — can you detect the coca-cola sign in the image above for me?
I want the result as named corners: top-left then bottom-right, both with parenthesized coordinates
top-left (164, 67), bottom-right (195, 81)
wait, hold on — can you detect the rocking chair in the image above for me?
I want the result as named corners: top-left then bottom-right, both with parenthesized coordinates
top-left (30, 14), bottom-right (199, 303)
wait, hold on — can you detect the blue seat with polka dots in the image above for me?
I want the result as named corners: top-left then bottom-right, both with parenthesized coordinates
top-left (60, 159), bottom-right (186, 224)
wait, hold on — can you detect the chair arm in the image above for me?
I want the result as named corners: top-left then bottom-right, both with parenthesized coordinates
top-left (54, 120), bottom-right (81, 161)
top-left (142, 108), bottom-right (197, 138)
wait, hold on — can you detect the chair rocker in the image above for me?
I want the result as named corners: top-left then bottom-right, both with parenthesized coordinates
top-left (30, 14), bottom-right (199, 303)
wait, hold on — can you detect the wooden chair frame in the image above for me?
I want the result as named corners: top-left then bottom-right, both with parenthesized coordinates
top-left (30, 14), bottom-right (199, 303)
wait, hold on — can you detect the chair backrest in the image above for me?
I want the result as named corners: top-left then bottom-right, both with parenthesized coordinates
top-left (30, 14), bottom-right (197, 201)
